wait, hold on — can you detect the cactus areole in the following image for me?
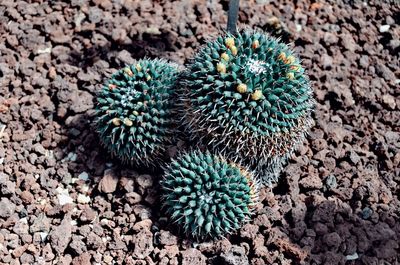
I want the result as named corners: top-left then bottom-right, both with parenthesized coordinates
top-left (95, 59), bottom-right (179, 166)
top-left (181, 30), bottom-right (314, 165)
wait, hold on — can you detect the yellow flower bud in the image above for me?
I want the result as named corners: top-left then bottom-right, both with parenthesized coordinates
top-left (112, 118), bottom-right (121, 126)
top-left (221, 52), bottom-right (229, 61)
top-left (251, 90), bottom-right (263, 101)
top-left (123, 118), bottom-right (133, 127)
top-left (108, 84), bottom-right (117, 90)
top-left (236, 83), bottom-right (247, 94)
top-left (216, 62), bottom-right (226, 73)
top-left (225, 37), bottom-right (235, 48)
top-left (290, 65), bottom-right (301, 72)
top-left (285, 55), bottom-right (295, 64)
top-left (135, 64), bottom-right (142, 72)
top-left (286, 72), bottom-right (295, 80)
top-left (278, 52), bottom-right (286, 61)
top-left (146, 74), bottom-right (152, 81)
top-left (124, 67), bottom-right (133, 76)
top-left (252, 40), bottom-right (260, 49)
top-left (230, 46), bottom-right (238, 56)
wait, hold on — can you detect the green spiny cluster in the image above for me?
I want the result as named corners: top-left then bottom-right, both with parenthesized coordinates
top-left (161, 150), bottom-right (258, 240)
top-left (95, 59), bottom-right (179, 166)
top-left (180, 30), bottom-right (314, 175)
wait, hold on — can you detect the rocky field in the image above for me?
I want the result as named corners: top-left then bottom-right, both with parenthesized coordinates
top-left (0, 0), bottom-right (399, 264)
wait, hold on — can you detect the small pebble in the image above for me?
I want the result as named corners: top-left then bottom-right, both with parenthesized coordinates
top-left (379, 25), bottom-right (390, 33)
top-left (361, 207), bottom-right (373, 220)
top-left (346, 252), bottom-right (359, 260)
top-left (77, 194), bottom-right (91, 204)
top-left (78, 172), bottom-right (89, 181)
top-left (57, 188), bottom-right (73, 206)
top-left (37, 47), bottom-right (52, 54)
top-left (39, 232), bottom-right (48, 242)
top-left (66, 152), bottom-right (77, 162)
top-left (81, 185), bottom-right (89, 192)
top-left (325, 175), bottom-right (337, 190)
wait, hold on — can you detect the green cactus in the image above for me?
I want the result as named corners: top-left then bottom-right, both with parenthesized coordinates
top-left (161, 150), bottom-right (259, 240)
top-left (180, 30), bottom-right (314, 181)
top-left (95, 59), bottom-right (179, 166)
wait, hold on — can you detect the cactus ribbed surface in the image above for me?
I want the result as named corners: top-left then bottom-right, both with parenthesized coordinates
top-left (180, 30), bottom-right (314, 179)
top-left (95, 59), bottom-right (179, 166)
top-left (161, 151), bottom-right (258, 240)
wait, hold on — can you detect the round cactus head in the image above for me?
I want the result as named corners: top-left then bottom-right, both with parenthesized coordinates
top-left (95, 59), bottom-right (179, 166)
top-left (161, 150), bottom-right (259, 240)
top-left (180, 30), bottom-right (314, 170)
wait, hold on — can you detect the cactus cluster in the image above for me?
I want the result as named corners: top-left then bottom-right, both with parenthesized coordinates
top-left (93, 29), bottom-right (314, 241)
top-left (180, 30), bottom-right (314, 175)
top-left (161, 151), bottom-right (258, 240)
top-left (95, 59), bottom-right (179, 166)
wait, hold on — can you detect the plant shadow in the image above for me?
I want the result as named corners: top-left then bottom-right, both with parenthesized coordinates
top-left (67, 31), bottom-right (180, 70)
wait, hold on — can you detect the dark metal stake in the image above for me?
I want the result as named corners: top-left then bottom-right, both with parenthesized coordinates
top-left (227, 0), bottom-right (240, 34)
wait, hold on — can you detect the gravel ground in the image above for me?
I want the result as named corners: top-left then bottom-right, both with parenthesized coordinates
top-left (0, 0), bottom-right (399, 264)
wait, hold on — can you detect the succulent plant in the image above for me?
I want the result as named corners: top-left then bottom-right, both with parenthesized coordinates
top-left (95, 59), bottom-right (179, 166)
top-left (161, 150), bottom-right (259, 240)
top-left (180, 30), bottom-right (314, 181)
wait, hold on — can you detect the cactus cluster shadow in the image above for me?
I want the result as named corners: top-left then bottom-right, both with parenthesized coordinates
top-left (67, 31), bottom-right (178, 70)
